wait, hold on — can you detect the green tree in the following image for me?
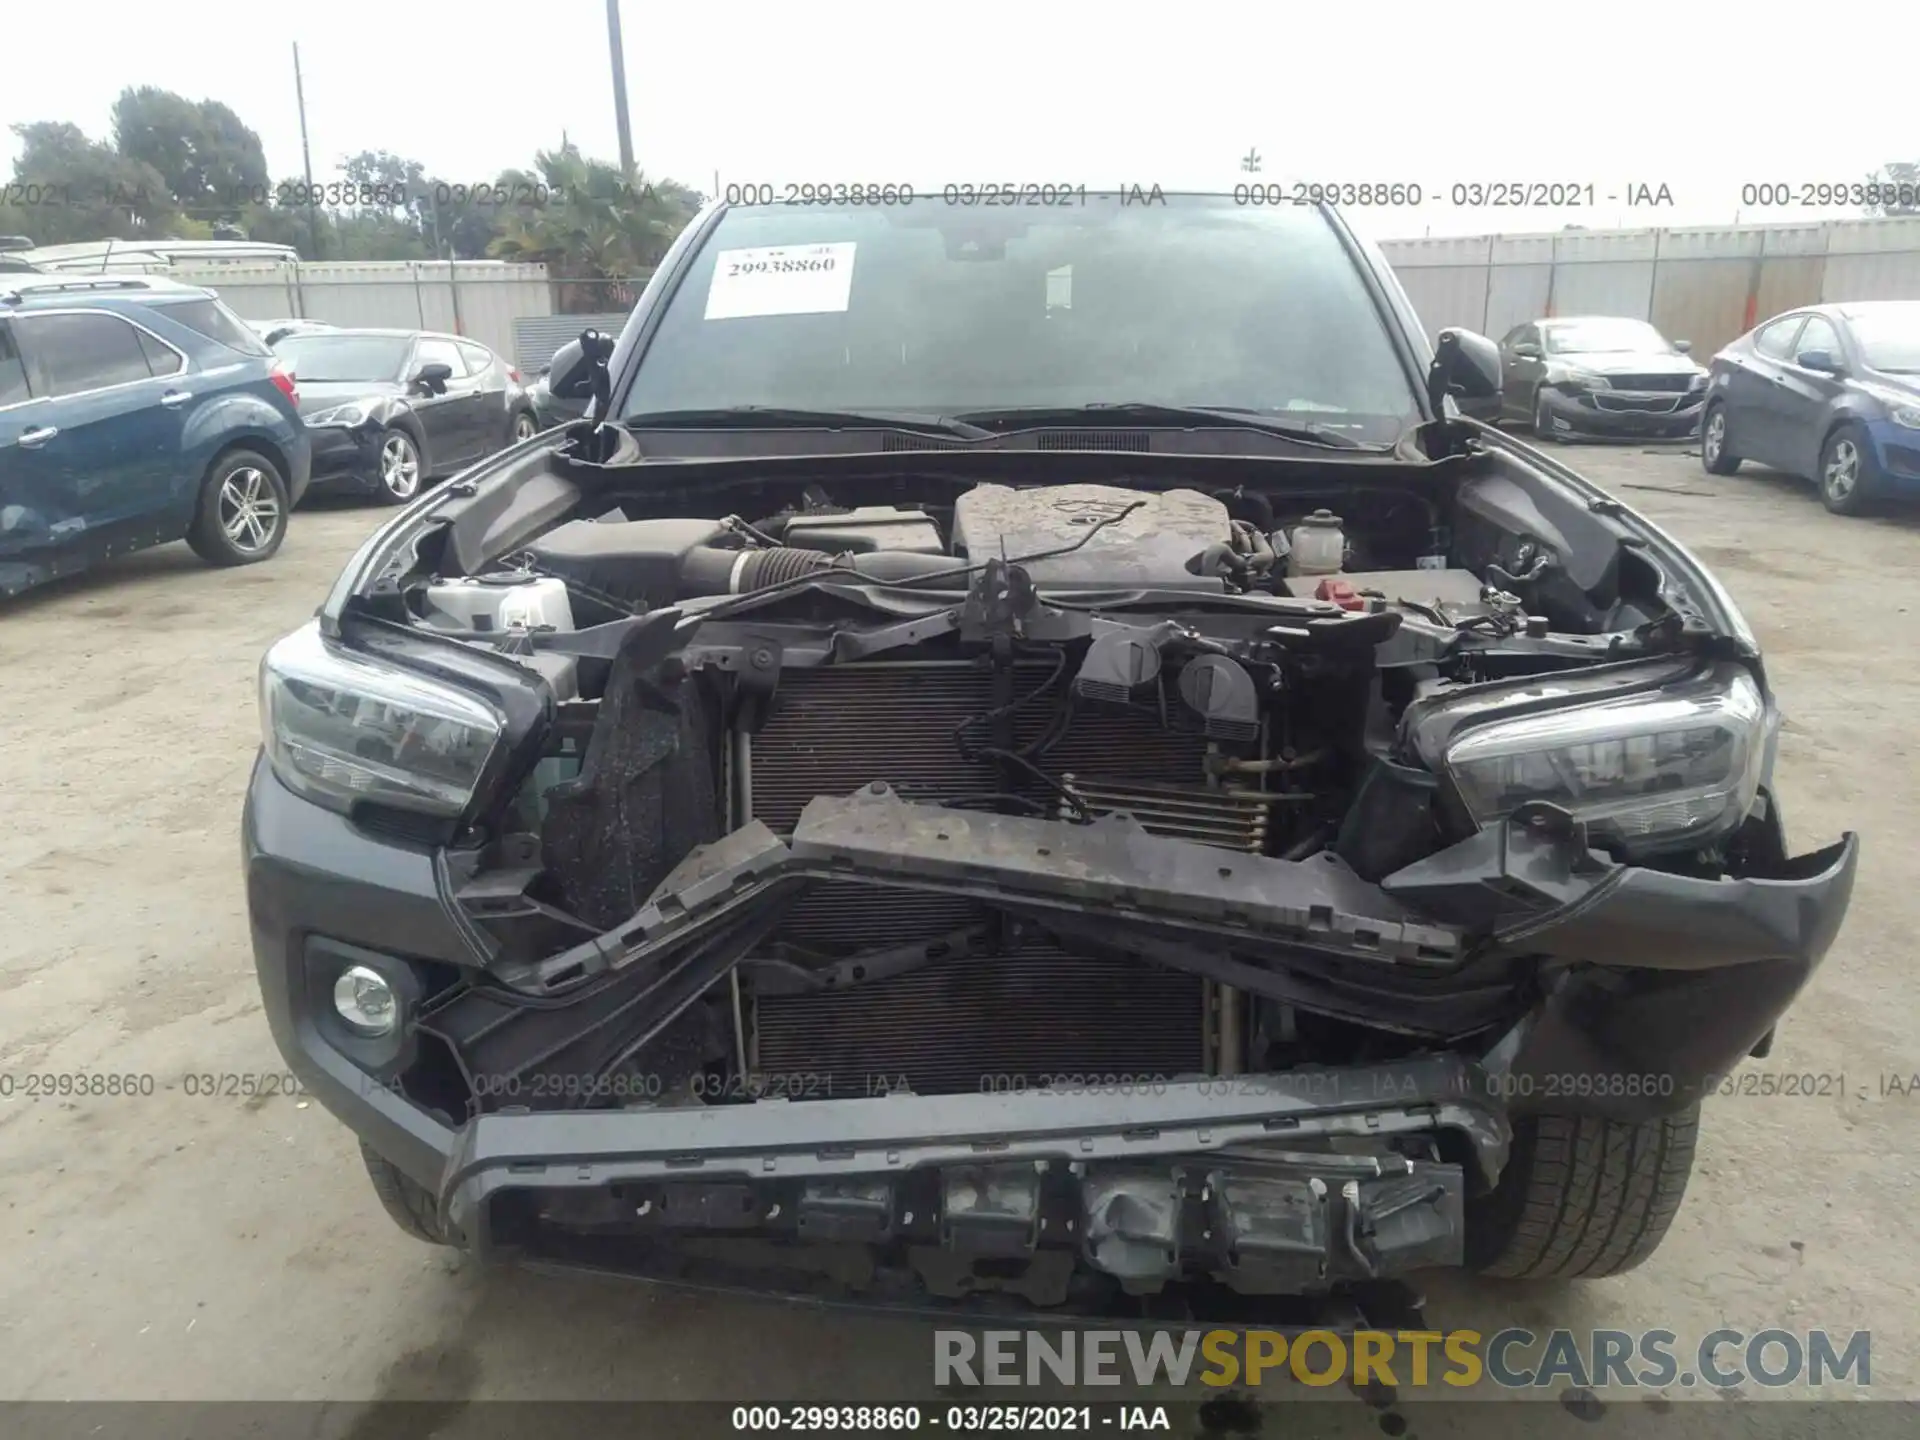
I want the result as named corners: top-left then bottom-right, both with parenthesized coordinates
top-left (338, 150), bottom-right (505, 260)
top-left (0, 120), bottom-right (177, 245)
top-left (1862, 162), bottom-right (1920, 218)
top-left (111, 87), bottom-right (270, 220)
top-left (232, 194), bottom-right (336, 259)
top-left (488, 143), bottom-right (697, 310)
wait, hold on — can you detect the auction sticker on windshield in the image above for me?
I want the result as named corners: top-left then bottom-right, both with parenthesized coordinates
top-left (704, 242), bottom-right (857, 320)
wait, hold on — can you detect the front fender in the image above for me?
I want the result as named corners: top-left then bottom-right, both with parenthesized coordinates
top-left (181, 393), bottom-right (303, 515)
top-left (1382, 802), bottom-right (1859, 1119)
top-left (362, 398), bottom-right (431, 471)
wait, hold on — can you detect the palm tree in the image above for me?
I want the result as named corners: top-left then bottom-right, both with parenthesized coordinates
top-left (489, 144), bottom-right (699, 312)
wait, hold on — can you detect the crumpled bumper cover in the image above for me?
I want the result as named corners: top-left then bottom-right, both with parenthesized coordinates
top-left (1538, 387), bottom-right (1705, 437)
top-left (245, 759), bottom-right (1858, 1280)
top-left (430, 789), bottom-right (1855, 1229)
top-left (304, 423), bottom-right (386, 493)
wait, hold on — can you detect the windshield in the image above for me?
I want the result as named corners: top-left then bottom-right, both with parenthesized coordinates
top-left (1846, 306), bottom-right (1920, 372)
top-left (1544, 319), bottom-right (1673, 355)
top-left (273, 334), bottom-right (411, 382)
top-left (619, 197), bottom-right (1419, 444)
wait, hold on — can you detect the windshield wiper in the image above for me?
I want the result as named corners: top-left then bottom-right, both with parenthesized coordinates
top-left (949, 402), bottom-right (1384, 450)
top-left (622, 406), bottom-right (994, 439)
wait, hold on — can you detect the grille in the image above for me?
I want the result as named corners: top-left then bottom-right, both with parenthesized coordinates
top-left (1594, 392), bottom-right (1683, 413)
top-left (1604, 374), bottom-right (1693, 393)
top-left (1036, 429), bottom-right (1151, 451)
top-left (753, 942), bottom-right (1206, 1095)
top-left (881, 433), bottom-right (966, 451)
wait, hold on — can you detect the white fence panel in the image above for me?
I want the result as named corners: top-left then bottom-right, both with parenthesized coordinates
top-left (1393, 267), bottom-right (1489, 338)
top-left (1484, 264), bottom-right (1552, 338)
top-left (1379, 217), bottom-right (1920, 353)
top-left (169, 260), bottom-right (552, 358)
top-left (1551, 260), bottom-right (1657, 319)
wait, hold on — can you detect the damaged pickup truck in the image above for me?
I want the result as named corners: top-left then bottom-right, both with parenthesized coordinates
top-left (244, 192), bottom-right (1857, 1313)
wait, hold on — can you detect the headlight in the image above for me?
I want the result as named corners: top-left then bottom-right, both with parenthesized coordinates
top-left (1890, 404), bottom-right (1920, 429)
top-left (1688, 371), bottom-right (1709, 389)
top-left (303, 402), bottom-right (369, 427)
top-left (1553, 369), bottom-right (1610, 390)
top-left (1441, 668), bottom-right (1765, 851)
top-left (259, 622), bottom-right (504, 818)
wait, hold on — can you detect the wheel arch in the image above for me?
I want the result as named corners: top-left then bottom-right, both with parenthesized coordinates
top-left (381, 409), bottom-right (433, 475)
top-left (191, 435), bottom-right (292, 528)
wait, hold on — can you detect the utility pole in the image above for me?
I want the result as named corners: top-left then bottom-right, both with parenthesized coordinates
top-left (292, 42), bottom-right (321, 260)
top-left (606, 0), bottom-right (635, 177)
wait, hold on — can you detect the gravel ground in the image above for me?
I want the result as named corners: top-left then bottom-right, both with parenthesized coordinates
top-left (1, 447), bottom-right (1915, 1435)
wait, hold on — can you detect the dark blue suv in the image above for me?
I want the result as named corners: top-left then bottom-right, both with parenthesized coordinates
top-left (0, 275), bottom-right (312, 597)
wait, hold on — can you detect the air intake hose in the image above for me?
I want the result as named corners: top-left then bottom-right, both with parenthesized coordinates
top-left (676, 545), bottom-right (958, 597)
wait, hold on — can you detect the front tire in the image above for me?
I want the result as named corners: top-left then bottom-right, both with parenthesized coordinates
top-left (186, 448), bottom-right (289, 567)
top-left (1468, 1107), bottom-right (1699, 1279)
top-left (511, 409), bottom-right (539, 443)
top-left (1531, 389), bottom-right (1562, 442)
top-left (1818, 423), bottom-right (1878, 516)
top-left (360, 1143), bottom-right (458, 1246)
top-left (374, 427), bottom-right (424, 505)
top-left (1701, 402), bottom-right (1742, 475)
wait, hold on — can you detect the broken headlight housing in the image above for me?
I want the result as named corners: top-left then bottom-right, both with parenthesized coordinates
top-left (259, 621), bottom-right (504, 819)
top-left (1428, 666), bottom-right (1767, 854)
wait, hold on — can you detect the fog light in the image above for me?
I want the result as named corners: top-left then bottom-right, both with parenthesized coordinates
top-left (333, 965), bottom-right (398, 1037)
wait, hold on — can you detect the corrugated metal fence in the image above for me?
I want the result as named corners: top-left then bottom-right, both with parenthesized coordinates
top-left (511, 312), bottom-right (633, 375)
top-left (145, 218), bottom-right (1920, 371)
top-left (166, 260), bottom-right (554, 360)
top-left (1380, 217), bottom-right (1920, 355)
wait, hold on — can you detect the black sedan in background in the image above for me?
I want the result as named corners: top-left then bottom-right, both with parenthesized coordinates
top-left (1497, 316), bottom-right (1708, 441)
top-left (272, 329), bottom-right (536, 504)
top-left (1701, 301), bottom-right (1920, 516)
top-left (525, 363), bottom-right (590, 429)
top-left (247, 317), bottom-right (336, 346)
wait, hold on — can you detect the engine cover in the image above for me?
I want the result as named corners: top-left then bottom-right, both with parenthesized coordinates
top-left (950, 483), bottom-right (1229, 587)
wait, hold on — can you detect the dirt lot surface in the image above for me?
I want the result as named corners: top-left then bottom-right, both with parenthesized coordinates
top-left (2, 448), bottom-right (1916, 1435)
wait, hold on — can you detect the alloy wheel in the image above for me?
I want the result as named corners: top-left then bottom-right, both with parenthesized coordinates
top-left (1824, 439), bottom-right (1859, 502)
top-left (381, 434), bottom-right (421, 498)
top-left (1704, 412), bottom-right (1724, 467)
top-left (514, 413), bottom-right (537, 441)
top-left (218, 467), bottom-right (281, 554)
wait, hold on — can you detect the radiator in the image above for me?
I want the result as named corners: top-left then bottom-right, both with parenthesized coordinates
top-left (741, 661), bottom-right (1225, 1093)
top-left (752, 941), bottom-right (1206, 1096)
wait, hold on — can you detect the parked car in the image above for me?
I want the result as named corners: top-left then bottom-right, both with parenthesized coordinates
top-left (270, 328), bottom-right (535, 505)
top-left (1496, 316), bottom-right (1707, 441)
top-left (247, 317), bottom-right (336, 346)
top-left (246, 194), bottom-right (1855, 1312)
top-left (0, 240), bottom-right (41, 275)
top-left (1, 275), bottom-right (309, 597)
top-left (525, 362), bottom-right (590, 428)
top-left (1701, 300), bottom-right (1920, 516)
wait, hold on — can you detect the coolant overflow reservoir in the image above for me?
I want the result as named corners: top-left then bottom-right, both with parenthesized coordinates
top-left (424, 576), bottom-right (575, 633)
top-left (1288, 510), bottom-right (1345, 576)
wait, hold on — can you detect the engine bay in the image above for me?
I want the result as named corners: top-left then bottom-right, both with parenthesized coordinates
top-left (355, 446), bottom-right (1732, 1132)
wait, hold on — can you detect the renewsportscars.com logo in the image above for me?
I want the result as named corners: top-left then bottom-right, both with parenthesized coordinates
top-left (934, 1328), bottom-right (1872, 1391)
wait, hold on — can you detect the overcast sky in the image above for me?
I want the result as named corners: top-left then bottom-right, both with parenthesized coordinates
top-left (3, 1), bottom-right (1912, 240)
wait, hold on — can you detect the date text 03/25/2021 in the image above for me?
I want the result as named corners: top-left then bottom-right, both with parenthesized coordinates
top-left (730, 1405), bottom-right (1173, 1433)
top-left (711, 180), bottom-right (1679, 209)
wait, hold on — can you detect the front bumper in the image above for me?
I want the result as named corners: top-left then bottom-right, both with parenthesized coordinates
top-left (302, 423), bottom-right (386, 497)
top-left (245, 760), bottom-right (1857, 1292)
top-left (1538, 386), bottom-right (1705, 439)
top-left (1864, 419), bottom-right (1920, 491)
